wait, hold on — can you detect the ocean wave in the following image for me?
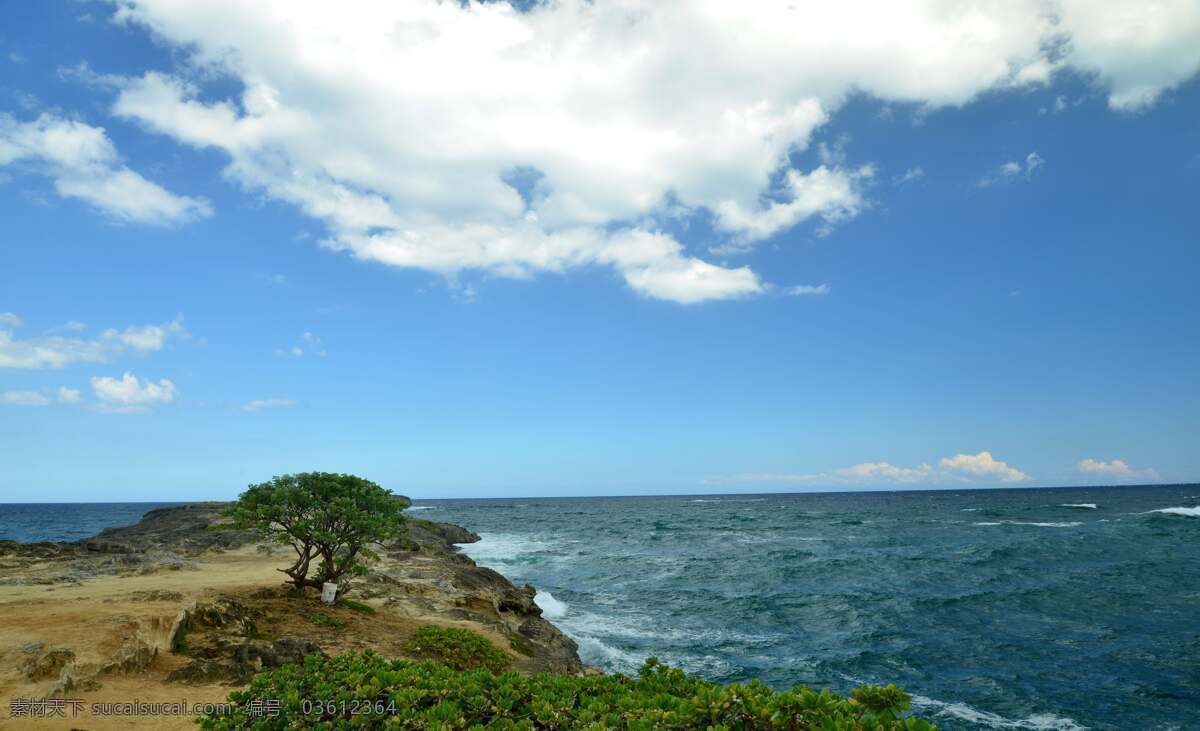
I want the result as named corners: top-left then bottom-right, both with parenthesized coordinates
top-left (405, 505), bottom-right (436, 511)
top-left (534, 590), bottom-right (568, 619)
top-left (691, 499), bottom-right (722, 503)
top-left (456, 532), bottom-right (562, 567)
top-left (911, 695), bottom-right (1087, 730)
top-left (961, 508), bottom-right (981, 512)
top-left (1144, 506), bottom-right (1200, 518)
top-left (973, 521), bottom-right (1082, 528)
top-left (573, 635), bottom-right (644, 671)
top-left (1059, 503), bottom-right (1098, 509)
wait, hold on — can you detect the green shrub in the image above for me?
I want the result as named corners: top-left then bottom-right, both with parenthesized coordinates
top-left (337, 597), bottom-right (376, 615)
top-left (305, 612), bottom-right (345, 629)
top-left (401, 626), bottom-right (510, 672)
top-left (198, 651), bottom-right (934, 730)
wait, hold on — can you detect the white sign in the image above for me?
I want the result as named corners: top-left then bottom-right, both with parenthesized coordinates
top-left (321, 582), bottom-right (338, 604)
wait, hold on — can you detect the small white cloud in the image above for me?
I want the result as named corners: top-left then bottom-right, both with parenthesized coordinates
top-left (57, 386), bottom-right (82, 403)
top-left (277, 332), bottom-right (326, 358)
top-left (0, 313), bottom-right (187, 369)
top-left (102, 314), bottom-right (186, 351)
top-left (1078, 458), bottom-right (1159, 481)
top-left (939, 451), bottom-right (1029, 482)
top-left (0, 112), bottom-right (211, 226)
top-left (719, 450), bottom-right (1028, 486)
top-left (1, 389), bottom-right (51, 406)
top-left (977, 152), bottom-right (1045, 187)
top-left (90, 372), bottom-right (176, 412)
top-left (784, 284), bottom-right (831, 297)
top-left (242, 398), bottom-right (298, 412)
top-left (893, 167), bottom-right (925, 185)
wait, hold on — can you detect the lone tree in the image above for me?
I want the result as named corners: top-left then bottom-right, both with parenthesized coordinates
top-left (228, 472), bottom-right (408, 597)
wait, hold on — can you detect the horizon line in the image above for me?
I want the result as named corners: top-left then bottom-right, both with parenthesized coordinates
top-left (1, 481), bottom-right (1195, 504)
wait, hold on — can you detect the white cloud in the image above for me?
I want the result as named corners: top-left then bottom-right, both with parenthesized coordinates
top-left (978, 152), bottom-right (1044, 187)
top-left (1, 390), bottom-right (51, 406)
top-left (0, 313), bottom-right (188, 369)
top-left (90, 372), bottom-right (176, 412)
top-left (723, 450), bottom-right (1028, 486)
top-left (1057, 0), bottom-right (1200, 110)
top-left (1078, 458), bottom-right (1159, 481)
top-left (938, 451), bottom-right (1029, 482)
top-left (242, 398), bottom-right (298, 412)
top-left (76, 1), bottom-right (1197, 302)
top-left (275, 331), bottom-right (326, 358)
top-left (0, 385), bottom-right (84, 406)
top-left (0, 113), bottom-right (212, 226)
top-left (784, 284), bottom-right (831, 297)
top-left (893, 167), bottom-right (925, 185)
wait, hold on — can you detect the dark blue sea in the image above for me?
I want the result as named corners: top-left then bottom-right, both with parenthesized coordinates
top-left (410, 485), bottom-right (1199, 731)
top-left (3, 485), bottom-right (1198, 730)
top-left (0, 502), bottom-right (180, 542)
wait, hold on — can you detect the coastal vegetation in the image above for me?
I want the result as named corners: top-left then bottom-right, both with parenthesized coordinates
top-left (226, 472), bottom-right (408, 597)
top-left (200, 650), bottom-right (933, 730)
top-left (401, 625), bottom-right (511, 672)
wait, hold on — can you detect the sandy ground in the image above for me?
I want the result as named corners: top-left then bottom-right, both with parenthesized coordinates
top-left (0, 546), bottom-right (279, 730)
top-left (0, 540), bottom-right (567, 730)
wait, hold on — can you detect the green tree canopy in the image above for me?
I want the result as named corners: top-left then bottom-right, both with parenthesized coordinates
top-left (227, 472), bottom-right (408, 597)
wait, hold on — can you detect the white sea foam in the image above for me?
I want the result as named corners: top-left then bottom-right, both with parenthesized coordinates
top-left (534, 590), bottom-right (568, 619)
top-left (405, 505), bottom-right (436, 511)
top-left (911, 695), bottom-right (1088, 730)
top-left (691, 499), bottom-right (722, 503)
top-left (455, 532), bottom-right (559, 568)
top-left (573, 635), bottom-right (644, 671)
top-left (961, 508), bottom-right (981, 512)
top-left (973, 521), bottom-right (1082, 528)
top-left (1059, 503), bottom-right (1098, 509)
top-left (1145, 506), bottom-right (1200, 517)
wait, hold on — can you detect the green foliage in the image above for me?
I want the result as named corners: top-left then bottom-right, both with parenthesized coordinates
top-left (305, 612), bottom-right (345, 629)
top-left (401, 626), bottom-right (510, 672)
top-left (337, 598), bottom-right (376, 615)
top-left (198, 651), bottom-right (934, 730)
top-left (226, 472), bottom-right (408, 596)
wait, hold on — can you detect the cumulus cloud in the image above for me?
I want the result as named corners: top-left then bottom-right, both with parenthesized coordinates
top-left (722, 450), bottom-right (1028, 486)
top-left (241, 398), bottom-right (298, 412)
top-left (1078, 458), bottom-right (1159, 481)
top-left (0, 112), bottom-right (212, 225)
top-left (56, 386), bottom-right (82, 403)
top-left (1057, 0), bottom-right (1200, 110)
top-left (0, 313), bottom-right (188, 369)
top-left (83, 0), bottom-right (1197, 302)
top-left (90, 372), bottom-right (176, 412)
top-left (978, 152), bottom-right (1044, 187)
top-left (938, 451), bottom-right (1029, 482)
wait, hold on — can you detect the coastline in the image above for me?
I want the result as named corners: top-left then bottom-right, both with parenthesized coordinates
top-left (0, 503), bottom-right (587, 729)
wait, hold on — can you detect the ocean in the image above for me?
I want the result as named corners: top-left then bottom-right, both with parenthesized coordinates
top-left (2, 485), bottom-right (1197, 730)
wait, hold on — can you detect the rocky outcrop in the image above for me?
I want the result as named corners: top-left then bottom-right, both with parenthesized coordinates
top-left (168, 638), bottom-right (325, 685)
top-left (2, 501), bottom-right (588, 695)
top-left (21, 648), bottom-right (75, 681)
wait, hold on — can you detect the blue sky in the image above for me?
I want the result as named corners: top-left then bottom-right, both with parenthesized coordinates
top-left (2, 1), bottom-right (1198, 501)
